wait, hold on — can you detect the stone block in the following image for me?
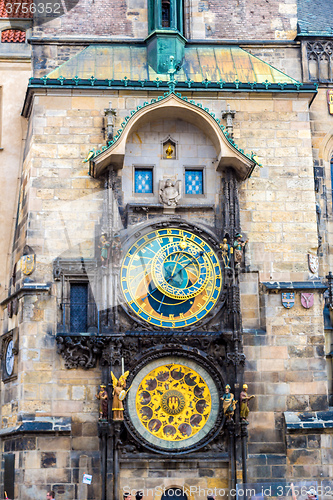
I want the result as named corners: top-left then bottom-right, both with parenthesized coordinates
top-left (41, 452), bottom-right (57, 468)
top-left (24, 468), bottom-right (47, 485)
top-left (45, 468), bottom-right (71, 484)
top-left (71, 437), bottom-right (99, 451)
top-left (309, 394), bottom-right (328, 411)
top-left (271, 465), bottom-right (287, 478)
top-left (286, 395), bottom-right (309, 411)
top-left (287, 448), bottom-right (321, 465)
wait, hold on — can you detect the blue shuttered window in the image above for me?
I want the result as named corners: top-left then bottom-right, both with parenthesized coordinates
top-left (70, 283), bottom-right (88, 333)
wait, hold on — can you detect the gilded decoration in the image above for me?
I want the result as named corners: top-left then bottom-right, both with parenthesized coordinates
top-left (135, 363), bottom-right (211, 442)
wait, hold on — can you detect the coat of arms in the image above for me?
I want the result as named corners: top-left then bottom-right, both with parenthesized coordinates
top-left (21, 254), bottom-right (35, 275)
top-left (308, 253), bottom-right (319, 275)
top-left (282, 292), bottom-right (295, 309)
top-left (301, 293), bottom-right (314, 309)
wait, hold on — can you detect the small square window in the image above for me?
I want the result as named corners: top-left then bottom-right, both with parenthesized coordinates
top-left (135, 168), bottom-right (153, 194)
top-left (185, 169), bottom-right (203, 195)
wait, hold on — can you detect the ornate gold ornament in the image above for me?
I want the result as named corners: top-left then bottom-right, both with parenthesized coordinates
top-left (135, 363), bottom-right (211, 442)
top-left (20, 254), bottom-right (35, 275)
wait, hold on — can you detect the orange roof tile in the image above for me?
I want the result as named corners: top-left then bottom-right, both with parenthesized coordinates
top-left (0, 0), bottom-right (33, 18)
top-left (1, 29), bottom-right (26, 42)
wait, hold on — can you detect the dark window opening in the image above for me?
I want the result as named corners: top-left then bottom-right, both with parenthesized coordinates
top-left (162, 0), bottom-right (171, 27)
top-left (70, 283), bottom-right (88, 332)
top-left (4, 454), bottom-right (15, 499)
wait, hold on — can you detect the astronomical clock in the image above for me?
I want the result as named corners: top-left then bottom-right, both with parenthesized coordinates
top-left (120, 226), bottom-right (222, 330)
top-left (117, 222), bottom-right (228, 454)
top-left (125, 356), bottom-right (221, 453)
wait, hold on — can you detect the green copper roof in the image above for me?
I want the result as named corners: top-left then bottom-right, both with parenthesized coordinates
top-left (45, 44), bottom-right (299, 84)
top-left (297, 0), bottom-right (333, 36)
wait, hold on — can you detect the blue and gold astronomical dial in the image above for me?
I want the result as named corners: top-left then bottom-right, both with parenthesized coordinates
top-left (121, 228), bottom-right (222, 328)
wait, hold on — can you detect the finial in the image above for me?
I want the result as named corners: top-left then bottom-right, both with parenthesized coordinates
top-left (167, 55), bottom-right (177, 93)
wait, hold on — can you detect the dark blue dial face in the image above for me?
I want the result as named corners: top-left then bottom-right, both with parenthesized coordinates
top-left (121, 228), bottom-right (222, 328)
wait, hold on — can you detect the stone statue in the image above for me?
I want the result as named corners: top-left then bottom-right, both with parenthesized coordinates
top-left (159, 179), bottom-right (181, 209)
top-left (233, 233), bottom-right (248, 265)
top-left (98, 233), bottom-right (111, 268)
top-left (221, 384), bottom-right (237, 420)
top-left (111, 371), bottom-right (130, 420)
top-left (96, 385), bottom-right (108, 420)
top-left (220, 238), bottom-right (231, 268)
top-left (240, 383), bottom-right (255, 423)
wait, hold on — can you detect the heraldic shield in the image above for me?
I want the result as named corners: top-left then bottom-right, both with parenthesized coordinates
top-left (308, 253), bottom-right (319, 275)
top-left (282, 293), bottom-right (295, 309)
top-left (21, 254), bottom-right (35, 275)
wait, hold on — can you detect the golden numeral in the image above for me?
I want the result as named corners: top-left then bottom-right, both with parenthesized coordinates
top-left (179, 313), bottom-right (184, 318)
top-left (167, 229), bottom-right (172, 234)
top-left (172, 322), bottom-right (175, 327)
top-left (123, 289), bottom-right (128, 293)
top-left (197, 303), bottom-right (203, 308)
top-left (147, 316), bottom-right (151, 321)
top-left (169, 314), bottom-right (174, 319)
top-left (121, 277), bottom-right (127, 281)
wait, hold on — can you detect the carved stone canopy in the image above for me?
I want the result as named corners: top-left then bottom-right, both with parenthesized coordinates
top-left (90, 93), bottom-right (256, 180)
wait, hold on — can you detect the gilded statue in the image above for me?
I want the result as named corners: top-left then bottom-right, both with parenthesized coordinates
top-left (240, 383), bottom-right (255, 423)
top-left (111, 371), bottom-right (130, 420)
top-left (233, 233), bottom-right (248, 264)
top-left (221, 384), bottom-right (237, 420)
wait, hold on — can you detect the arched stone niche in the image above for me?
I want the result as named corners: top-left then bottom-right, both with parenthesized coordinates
top-left (90, 93), bottom-right (256, 181)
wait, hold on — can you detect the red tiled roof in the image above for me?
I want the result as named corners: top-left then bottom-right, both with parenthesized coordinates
top-left (1, 29), bottom-right (26, 42)
top-left (0, 0), bottom-right (33, 18)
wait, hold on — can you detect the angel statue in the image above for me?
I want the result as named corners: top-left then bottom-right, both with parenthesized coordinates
top-left (159, 178), bottom-right (181, 208)
top-left (111, 371), bottom-right (130, 420)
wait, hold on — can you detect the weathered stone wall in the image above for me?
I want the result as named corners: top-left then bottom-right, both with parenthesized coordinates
top-left (31, 0), bottom-right (297, 41)
top-left (119, 460), bottom-right (229, 500)
top-left (0, 59), bottom-right (31, 304)
top-left (189, 0), bottom-right (297, 41)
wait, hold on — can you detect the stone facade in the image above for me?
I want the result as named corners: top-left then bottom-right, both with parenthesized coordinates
top-left (1, 1), bottom-right (333, 500)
